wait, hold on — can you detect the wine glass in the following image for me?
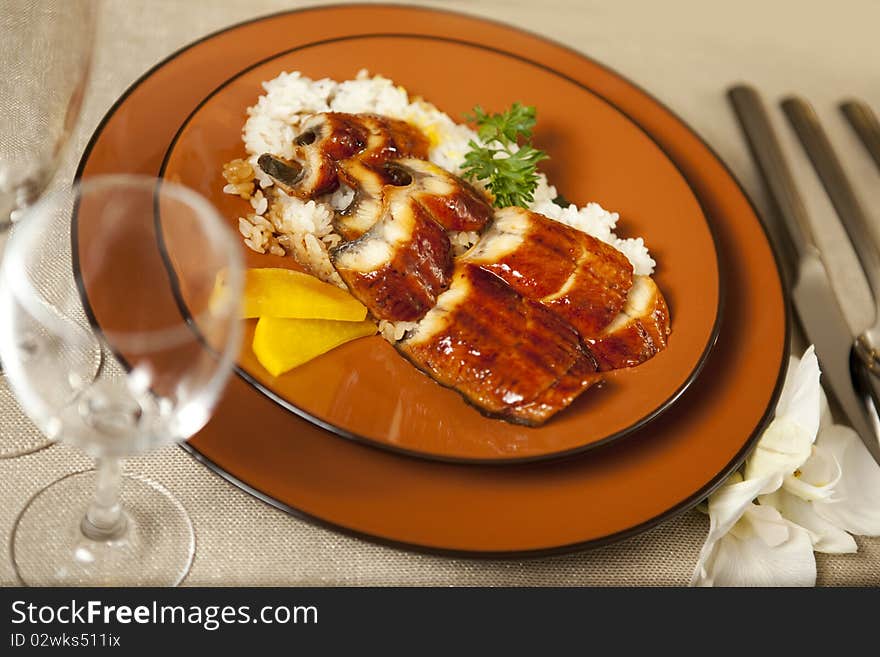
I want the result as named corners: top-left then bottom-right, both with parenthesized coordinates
top-left (0, 175), bottom-right (244, 585)
top-left (1, 0), bottom-right (97, 457)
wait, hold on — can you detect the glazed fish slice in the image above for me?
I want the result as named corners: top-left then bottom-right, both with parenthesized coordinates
top-left (334, 159), bottom-right (387, 240)
top-left (331, 187), bottom-right (453, 322)
top-left (335, 157), bottom-right (493, 240)
top-left (258, 113), bottom-right (368, 199)
top-left (389, 159), bottom-right (493, 232)
top-left (398, 264), bottom-right (601, 426)
top-left (461, 207), bottom-right (634, 339)
top-left (510, 356), bottom-right (601, 425)
top-left (257, 112), bottom-right (429, 199)
top-left (588, 275), bottom-right (670, 370)
top-left (329, 157), bottom-right (493, 316)
top-left (356, 115), bottom-right (431, 166)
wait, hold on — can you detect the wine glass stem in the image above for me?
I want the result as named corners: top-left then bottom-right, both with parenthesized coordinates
top-left (81, 456), bottom-right (127, 541)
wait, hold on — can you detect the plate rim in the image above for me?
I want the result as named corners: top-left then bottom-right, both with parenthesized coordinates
top-left (155, 31), bottom-right (725, 465)
top-left (73, 3), bottom-right (790, 555)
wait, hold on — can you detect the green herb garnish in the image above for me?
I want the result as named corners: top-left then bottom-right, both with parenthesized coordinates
top-left (462, 103), bottom-right (549, 208)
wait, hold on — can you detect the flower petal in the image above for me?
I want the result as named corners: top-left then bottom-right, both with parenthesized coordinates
top-left (692, 475), bottom-right (768, 585)
top-left (744, 416), bottom-right (814, 493)
top-left (742, 347), bottom-right (821, 491)
top-left (692, 505), bottom-right (816, 587)
top-left (760, 489), bottom-right (857, 554)
top-left (692, 346), bottom-right (824, 586)
top-left (818, 385), bottom-right (832, 433)
top-left (705, 475), bottom-right (770, 542)
top-left (813, 425), bottom-right (880, 536)
top-left (782, 443), bottom-right (842, 502)
top-left (775, 346), bottom-right (821, 437)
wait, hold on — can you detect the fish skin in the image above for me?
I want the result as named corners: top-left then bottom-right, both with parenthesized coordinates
top-left (461, 207), bottom-right (634, 341)
top-left (336, 157), bottom-right (493, 240)
top-left (398, 264), bottom-right (601, 426)
top-left (332, 192), bottom-right (453, 322)
top-left (257, 112), bottom-right (430, 199)
top-left (587, 275), bottom-right (671, 371)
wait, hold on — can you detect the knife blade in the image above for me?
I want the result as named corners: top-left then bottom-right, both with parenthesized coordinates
top-left (728, 85), bottom-right (880, 464)
top-left (794, 255), bottom-right (880, 460)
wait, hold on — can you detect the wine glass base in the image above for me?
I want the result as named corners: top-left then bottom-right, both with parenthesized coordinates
top-left (12, 470), bottom-right (195, 586)
top-left (0, 373), bottom-right (52, 458)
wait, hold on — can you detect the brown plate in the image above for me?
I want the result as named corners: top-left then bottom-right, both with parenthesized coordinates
top-left (158, 35), bottom-right (720, 463)
top-left (76, 5), bottom-right (787, 554)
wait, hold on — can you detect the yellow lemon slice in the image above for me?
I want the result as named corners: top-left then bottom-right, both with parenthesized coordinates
top-left (252, 316), bottom-right (377, 376)
top-left (216, 268), bottom-right (367, 321)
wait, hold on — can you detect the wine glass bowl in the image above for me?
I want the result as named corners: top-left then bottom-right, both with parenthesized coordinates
top-left (0, 0), bottom-right (95, 226)
top-left (0, 0), bottom-right (97, 457)
top-left (0, 175), bottom-right (244, 585)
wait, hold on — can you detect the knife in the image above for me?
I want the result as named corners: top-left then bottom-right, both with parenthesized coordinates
top-left (727, 85), bottom-right (880, 463)
top-left (840, 100), bottom-right (880, 172)
top-left (781, 96), bottom-right (880, 460)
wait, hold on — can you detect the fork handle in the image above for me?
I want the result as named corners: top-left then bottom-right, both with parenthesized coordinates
top-left (841, 100), bottom-right (880, 171)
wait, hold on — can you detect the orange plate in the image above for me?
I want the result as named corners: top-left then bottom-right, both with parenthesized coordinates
top-left (76, 5), bottom-right (787, 554)
top-left (159, 36), bottom-right (720, 463)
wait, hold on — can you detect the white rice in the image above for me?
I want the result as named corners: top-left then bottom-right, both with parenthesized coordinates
top-left (225, 69), bottom-right (656, 292)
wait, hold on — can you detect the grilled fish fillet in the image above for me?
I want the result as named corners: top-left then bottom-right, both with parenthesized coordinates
top-left (246, 110), bottom-right (672, 425)
top-left (257, 112), bottom-right (429, 199)
top-left (333, 159), bottom-right (388, 240)
top-left (398, 264), bottom-right (602, 426)
top-left (461, 207), bottom-right (633, 339)
top-left (335, 157), bottom-right (492, 240)
top-left (588, 275), bottom-right (671, 370)
top-left (330, 158), bottom-right (492, 320)
top-left (331, 187), bottom-right (453, 322)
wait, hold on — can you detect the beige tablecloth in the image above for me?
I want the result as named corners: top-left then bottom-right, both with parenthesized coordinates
top-left (2, 0), bottom-right (879, 586)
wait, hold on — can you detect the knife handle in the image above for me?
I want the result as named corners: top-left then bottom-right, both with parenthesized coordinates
top-left (781, 97), bottom-right (880, 320)
top-left (727, 85), bottom-right (817, 261)
top-left (841, 100), bottom-right (880, 172)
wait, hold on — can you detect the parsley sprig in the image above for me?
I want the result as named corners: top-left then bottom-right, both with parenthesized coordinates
top-left (462, 103), bottom-right (548, 208)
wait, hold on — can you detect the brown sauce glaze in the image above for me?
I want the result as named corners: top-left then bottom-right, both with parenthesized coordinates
top-left (312, 113), bottom-right (369, 160)
top-left (588, 275), bottom-right (671, 371)
top-left (399, 264), bottom-right (601, 426)
top-left (331, 193), bottom-right (453, 322)
top-left (462, 207), bottom-right (633, 340)
top-left (335, 158), bottom-right (493, 241)
top-left (390, 159), bottom-right (493, 233)
top-left (357, 115), bottom-right (430, 164)
top-left (257, 112), bottom-right (429, 199)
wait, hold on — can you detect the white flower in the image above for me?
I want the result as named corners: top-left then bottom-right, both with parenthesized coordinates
top-left (742, 347), bottom-right (821, 493)
top-left (691, 346), bottom-right (880, 586)
top-left (805, 425), bottom-right (880, 537)
top-left (694, 496), bottom-right (816, 587)
top-left (760, 487), bottom-right (855, 554)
